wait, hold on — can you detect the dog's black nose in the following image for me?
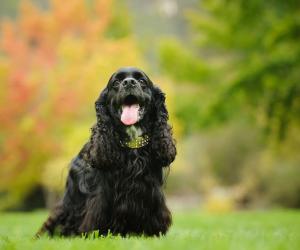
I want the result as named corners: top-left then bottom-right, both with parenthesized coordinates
top-left (122, 78), bottom-right (137, 88)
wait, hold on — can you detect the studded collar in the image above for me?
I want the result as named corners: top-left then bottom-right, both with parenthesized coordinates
top-left (120, 134), bottom-right (150, 149)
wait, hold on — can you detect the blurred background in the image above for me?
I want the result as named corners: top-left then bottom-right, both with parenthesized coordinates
top-left (0, 0), bottom-right (299, 212)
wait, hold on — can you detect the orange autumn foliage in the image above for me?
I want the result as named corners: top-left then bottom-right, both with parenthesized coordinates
top-left (0, 0), bottom-right (144, 209)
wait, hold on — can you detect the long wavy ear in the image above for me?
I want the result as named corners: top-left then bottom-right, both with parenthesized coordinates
top-left (95, 88), bottom-right (109, 123)
top-left (151, 85), bottom-right (176, 167)
top-left (152, 85), bottom-right (169, 122)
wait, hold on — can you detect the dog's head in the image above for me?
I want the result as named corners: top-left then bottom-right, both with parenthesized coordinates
top-left (95, 67), bottom-right (167, 131)
top-left (105, 67), bottom-right (153, 126)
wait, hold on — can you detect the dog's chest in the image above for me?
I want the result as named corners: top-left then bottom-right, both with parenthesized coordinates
top-left (109, 155), bottom-right (160, 219)
top-left (110, 150), bottom-right (156, 194)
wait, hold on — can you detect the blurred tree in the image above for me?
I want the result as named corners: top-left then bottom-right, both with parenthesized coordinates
top-left (0, 0), bottom-right (19, 18)
top-left (159, 0), bottom-right (300, 208)
top-left (160, 0), bottom-right (300, 141)
top-left (0, 0), bottom-right (144, 210)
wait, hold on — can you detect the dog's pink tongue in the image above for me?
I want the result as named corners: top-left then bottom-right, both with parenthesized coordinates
top-left (121, 104), bottom-right (139, 125)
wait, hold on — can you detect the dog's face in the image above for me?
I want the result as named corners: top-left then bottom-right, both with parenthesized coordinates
top-left (105, 67), bottom-right (153, 126)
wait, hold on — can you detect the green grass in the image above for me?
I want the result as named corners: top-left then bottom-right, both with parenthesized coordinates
top-left (0, 210), bottom-right (299, 250)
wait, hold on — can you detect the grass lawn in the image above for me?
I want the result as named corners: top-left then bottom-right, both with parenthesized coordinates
top-left (0, 210), bottom-right (299, 250)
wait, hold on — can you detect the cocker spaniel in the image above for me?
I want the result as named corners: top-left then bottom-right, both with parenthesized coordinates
top-left (37, 67), bottom-right (176, 237)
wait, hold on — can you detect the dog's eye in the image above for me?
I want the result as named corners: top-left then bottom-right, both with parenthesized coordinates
top-left (139, 79), bottom-right (146, 86)
top-left (112, 80), bottom-right (120, 88)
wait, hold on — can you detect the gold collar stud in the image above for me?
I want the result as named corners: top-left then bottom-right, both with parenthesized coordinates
top-left (121, 135), bottom-right (150, 149)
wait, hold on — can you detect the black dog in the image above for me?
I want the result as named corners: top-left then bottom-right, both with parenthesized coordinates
top-left (37, 67), bottom-right (176, 237)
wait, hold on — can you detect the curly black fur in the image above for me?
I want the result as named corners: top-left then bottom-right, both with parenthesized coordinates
top-left (37, 67), bottom-right (176, 237)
